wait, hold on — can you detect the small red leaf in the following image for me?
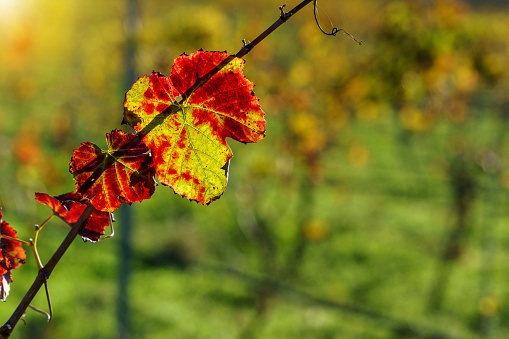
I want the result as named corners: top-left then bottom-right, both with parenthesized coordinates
top-left (35, 192), bottom-right (113, 242)
top-left (0, 208), bottom-right (26, 301)
top-left (69, 129), bottom-right (156, 212)
top-left (124, 50), bottom-right (265, 204)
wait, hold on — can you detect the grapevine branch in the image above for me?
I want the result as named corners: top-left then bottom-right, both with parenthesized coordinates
top-left (181, 0), bottom-right (360, 103)
top-left (0, 0), bottom-right (359, 336)
top-left (0, 204), bottom-right (95, 338)
top-left (181, 0), bottom-right (315, 102)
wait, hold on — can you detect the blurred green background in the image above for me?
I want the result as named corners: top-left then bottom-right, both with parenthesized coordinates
top-left (1, 0), bottom-right (509, 338)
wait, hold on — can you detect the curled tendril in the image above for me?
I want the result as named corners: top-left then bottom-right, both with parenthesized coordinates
top-left (313, 0), bottom-right (362, 45)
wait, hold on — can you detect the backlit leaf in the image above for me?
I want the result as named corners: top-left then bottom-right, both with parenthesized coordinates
top-left (124, 50), bottom-right (265, 204)
top-left (35, 192), bottom-right (113, 242)
top-left (0, 208), bottom-right (26, 301)
top-left (69, 129), bottom-right (156, 212)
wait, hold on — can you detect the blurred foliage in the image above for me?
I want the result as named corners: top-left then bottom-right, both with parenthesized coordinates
top-left (1, 0), bottom-right (509, 338)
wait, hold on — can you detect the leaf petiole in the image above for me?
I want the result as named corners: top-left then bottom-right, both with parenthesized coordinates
top-left (31, 214), bottom-right (55, 270)
top-left (0, 235), bottom-right (31, 247)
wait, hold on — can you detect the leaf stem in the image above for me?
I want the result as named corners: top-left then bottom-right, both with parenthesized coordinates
top-left (32, 214), bottom-right (55, 270)
top-left (0, 203), bottom-right (96, 338)
top-left (0, 214), bottom-right (55, 269)
top-left (0, 236), bottom-right (31, 247)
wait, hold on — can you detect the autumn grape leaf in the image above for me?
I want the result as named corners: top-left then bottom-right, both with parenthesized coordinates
top-left (35, 192), bottom-right (113, 242)
top-left (0, 208), bottom-right (26, 301)
top-left (69, 129), bottom-right (156, 212)
top-left (123, 50), bottom-right (265, 204)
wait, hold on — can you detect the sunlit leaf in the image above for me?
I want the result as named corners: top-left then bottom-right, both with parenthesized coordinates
top-left (124, 50), bottom-right (265, 204)
top-left (69, 129), bottom-right (156, 212)
top-left (0, 208), bottom-right (26, 301)
top-left (35, 192), bottom-right (113, 242)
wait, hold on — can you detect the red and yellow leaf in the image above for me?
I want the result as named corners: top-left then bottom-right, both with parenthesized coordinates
top-left (0, 208), bottom-right (26, 301)
top-left (35, 192), bottom-right (113, 242)
top-left (124, 50), bottom-right (265, 204)
top-left (69, 129), bottom-right (156, 212)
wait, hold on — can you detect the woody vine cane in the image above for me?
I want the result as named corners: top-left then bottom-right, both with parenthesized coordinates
top-left (0, 1), bottom-right (359, 337)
